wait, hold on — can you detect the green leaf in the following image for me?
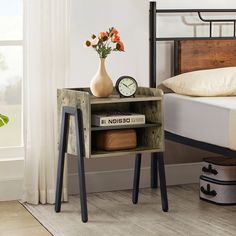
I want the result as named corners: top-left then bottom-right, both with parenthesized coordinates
top-left (0, 114), bottom-right (9, 127)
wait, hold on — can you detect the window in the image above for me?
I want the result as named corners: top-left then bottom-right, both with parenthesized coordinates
top-left (0, 0), bottom-right (23, 157)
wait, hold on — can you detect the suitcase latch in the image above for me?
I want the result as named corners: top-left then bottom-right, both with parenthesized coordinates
top-left (200, 184), bottom-right (217, 197)
top-left (202, 164), bottom-right (218, 175)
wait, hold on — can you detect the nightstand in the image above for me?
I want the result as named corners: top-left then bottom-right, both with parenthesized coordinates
top-left (55, 87), bottom-right (168, 222)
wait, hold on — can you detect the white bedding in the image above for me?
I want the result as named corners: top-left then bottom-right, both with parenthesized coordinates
top-left (164, 93), bottom-right (236, 150)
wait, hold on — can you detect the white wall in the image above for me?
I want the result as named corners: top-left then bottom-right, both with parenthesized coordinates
top-left (70, 0), bottom-right (149, 88)
top-left (70, 0), bottom-right (236, 88)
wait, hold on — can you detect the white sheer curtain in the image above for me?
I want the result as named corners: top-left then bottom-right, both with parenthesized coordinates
top-left (23, 0), bottom-right (70, 204)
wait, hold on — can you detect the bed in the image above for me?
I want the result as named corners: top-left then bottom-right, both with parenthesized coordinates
top-left (164, 94), bottom-right (236, 150)
top-left (149, 2), bottom-right (236, 186)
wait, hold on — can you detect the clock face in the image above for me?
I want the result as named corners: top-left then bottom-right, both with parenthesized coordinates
top-left (116, 76), bottom-right (138, 97)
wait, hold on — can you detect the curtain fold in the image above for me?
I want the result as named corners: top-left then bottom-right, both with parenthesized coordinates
top-left (23, 0), bottom-right (70, 204)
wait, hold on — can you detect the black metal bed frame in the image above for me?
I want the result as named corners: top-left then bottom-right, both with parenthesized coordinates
top-left (149, 1), bottom-right (236, 187)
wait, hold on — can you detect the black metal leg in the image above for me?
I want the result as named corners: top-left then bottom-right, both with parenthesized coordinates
top-left (151, 153), bottom-right (158, 188)
top-left (157, 152), bottom-right (168, 212)
top-left (55, 107), bottom-right (88, 223)
top-left (132, 153), bottom-right (142, 204)
top-left (75, 109), bottom-right (88, 223)
top-left (55, 109), bottom-right (69, 213)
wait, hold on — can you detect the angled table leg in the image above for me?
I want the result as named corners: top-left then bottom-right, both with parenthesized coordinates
top-left (75, 108), bottom-right (88, 223)
top-left (55, 107), bottom-right (69, 213)
top-left (151, 153), bottom-right (159, 188)
top-left (157, 152), bottom-right (168, 212)
top-left (132, 152), bottom-right (168, 212)
top-left (55, 106), bottom-right (88, 223)
top-left (132, 153), bottom-right (142, 204)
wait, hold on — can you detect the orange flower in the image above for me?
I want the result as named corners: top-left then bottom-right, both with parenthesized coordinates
top-left (116, 41), bottom-right (124, 51)
top-left (112, 34), bottom-right (120, 43)
top-left (98, 32), bottom-right (108, 41)
top-left (111, 27), bottom-right (118, 35)
top-left (85, 27), bottom-right (124, 58)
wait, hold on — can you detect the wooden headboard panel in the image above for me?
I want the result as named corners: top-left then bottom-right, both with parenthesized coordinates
top-left (174, 40), bottom-right (236, 75)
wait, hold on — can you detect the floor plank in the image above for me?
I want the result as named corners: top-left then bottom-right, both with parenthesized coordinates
top-left (0, 201), bottom-right (51, 236)
top-left (24, 184), bottom-right (236, 236)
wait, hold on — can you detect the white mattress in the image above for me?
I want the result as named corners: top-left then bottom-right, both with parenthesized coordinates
top-left (164, 93), bottom-right (236, 150)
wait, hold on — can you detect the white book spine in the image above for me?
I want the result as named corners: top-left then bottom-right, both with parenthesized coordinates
top-left (92, 114), bottom-right (145, 127)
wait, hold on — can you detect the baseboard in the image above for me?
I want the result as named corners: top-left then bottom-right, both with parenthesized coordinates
top-left (68, 162), bottom-right (203, 194)
top-left (0, 178), bottom-right (23, 201)
top-left (0, 160), bottom-right (202, 199)
top-left (0, 158), bottom-right (24, 201)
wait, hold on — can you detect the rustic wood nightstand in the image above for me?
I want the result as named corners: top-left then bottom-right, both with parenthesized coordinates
top-left (55, 87), bottom-right (168, 223)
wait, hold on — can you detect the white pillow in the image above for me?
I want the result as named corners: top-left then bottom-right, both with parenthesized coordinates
top-left (162, 67), bottom-right (236, 96)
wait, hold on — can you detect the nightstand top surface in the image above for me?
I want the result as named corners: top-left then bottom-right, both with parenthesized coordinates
top-left (61, 87), bottom-right (163, 104)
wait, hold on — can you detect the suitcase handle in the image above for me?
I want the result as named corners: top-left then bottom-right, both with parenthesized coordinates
top-left (200, 184), bottom-right (217, 197)
top-left (202, 164), bottom-right (218, 175)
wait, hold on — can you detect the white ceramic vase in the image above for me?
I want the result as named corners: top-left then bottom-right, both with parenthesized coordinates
top-left (90, 58), bottom-right (113, 97)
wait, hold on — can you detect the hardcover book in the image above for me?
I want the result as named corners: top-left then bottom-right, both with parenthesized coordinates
top-left (91, 112), bottom-right (145, 127)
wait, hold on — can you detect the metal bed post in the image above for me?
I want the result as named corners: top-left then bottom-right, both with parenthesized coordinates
top-left (150, 1), bottom-right (156, 88)
top-left (149, 1), bottom-right (159, 189)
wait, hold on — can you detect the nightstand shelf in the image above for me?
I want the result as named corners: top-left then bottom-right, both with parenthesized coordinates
top-left (91, 122), bottom-right (161, 131)
top-left (91, 146), bottom-right (161, 158)
top-left (90, 95), bottom-right (161, 104)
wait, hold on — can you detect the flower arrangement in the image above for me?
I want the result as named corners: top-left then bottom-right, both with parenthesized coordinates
top-left (84, 27), bottom-right (124, 58)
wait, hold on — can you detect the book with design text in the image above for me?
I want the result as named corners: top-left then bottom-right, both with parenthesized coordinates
top-left (91, 112), bottom-right (145, 127)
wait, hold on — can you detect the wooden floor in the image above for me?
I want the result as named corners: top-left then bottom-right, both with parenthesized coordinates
top-left (24, 184), bottom-right (236, 236)
top-left (0, 201), bottom-right (51, 236)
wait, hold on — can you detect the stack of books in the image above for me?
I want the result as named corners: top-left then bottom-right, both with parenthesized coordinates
top-left (91, 111), bottom-right (145, 127)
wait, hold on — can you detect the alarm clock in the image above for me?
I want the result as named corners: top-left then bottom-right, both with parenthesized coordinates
top-left (115, 76), bottom-right (138, 97)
